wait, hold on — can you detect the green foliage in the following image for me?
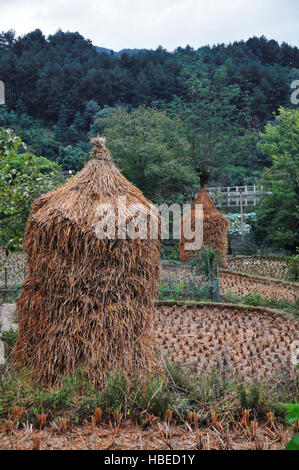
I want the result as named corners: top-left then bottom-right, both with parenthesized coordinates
top-left (286, 433), bottom-right (299, 450)
top-left (226, 213), bottom-right (256, 236)
top-left (0, 30), bottom-right (181, 121)
top-left (238, 383), bottom-right (291, 419)
top-left (57, 142), bottom-right (90, 171)
top-left (99, 105), bottom-right (198, 202)
top-left (1, 31), bottom-right (297, 127)
top-left (283, 403), bottom-right (299, 450)
top-left (158, 281), bottom-right (185, 300)
top-left (240, 292), bottom-right (265, 307)
top-left (159, 249), bottom-right (222, 303)
top-left (168, 53), bottom-right (253, 186)
top-left (0, 30), bottom-right (297, 188)
top-left (286, 249), bottom-right (299, 282)
top-left (0, 128), bottom-right (63, 249)
top-left (1, 31), bottom-right (295, 180)
top-left (98, 372), bottom-right (171, 419)
top-left (165, 360), bottom-right (232, 405)
top-left (189, 248), bottom-right (220, 301)
top-left (0, 368), bottom-right (171, 422)
top-left (0, 369), bottom-right (94, 417)
top-left (239, 384), bottom-right (261, 410)
top-left (160, 239), bottom-right (179, 260)
top-left (222, 291), bottom-right (299, 318)
top-left (283, 403), bottom-right (299, 423)
top-left (1, 328), bottom-right (18, 347)
top-left (0, 106), bottom-right (59, 160)
top-left (0, 31), bottom-right (298, 253)
top-left (0, 362), bottom-right (296, 425)
top-left (190, 247), bottom-right (219, 276)
top-left (253, 108), bottom-right (299, 252)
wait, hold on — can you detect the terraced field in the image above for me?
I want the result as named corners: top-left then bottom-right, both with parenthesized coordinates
top-left (0, 301), bottom-right (298, 451)
top-left (1, 253), bottom-right (298, 305)
top-left (226, 256), bottom-right (290, 281)
top-left (220, 270), bottom-right (298, 303)
top-left (2, 301), bottom-right (298, 383)
top-left (156, 302), bottom-right (299, 382)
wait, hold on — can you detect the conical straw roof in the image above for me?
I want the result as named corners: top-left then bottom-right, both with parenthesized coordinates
top-left (13, 137), bottom-right (161, 386)
top-left (31, 136), bottom-right (156, 235)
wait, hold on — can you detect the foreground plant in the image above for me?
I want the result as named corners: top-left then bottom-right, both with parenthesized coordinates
top-left (284, 402), bottom-right (299, 450)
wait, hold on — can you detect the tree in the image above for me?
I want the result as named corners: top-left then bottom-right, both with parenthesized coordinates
top-left (57, 141), bottom-right (90, 171)
top-left (54, 104), bottom-right (69, 142)
top-left (0, 105), bottom-right (59, 161)
top-left (71, 111), bottom-right (85, 132)
top-left (84, 100), bottom-right (101, 129)
top-left (89, 106), bottom-right (115, 136)
top-left (169, 53), bottom-right (251, 186)
top-left (97, 105), bottom-right (197, 202)
top-left (252, 108), bottom-right (299, 251)
top-left (0, 129), bottom-right (63, 250)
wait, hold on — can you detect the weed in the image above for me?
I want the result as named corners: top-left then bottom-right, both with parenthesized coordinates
top-left (1, 328), bottom-right (18, 348)
top-left (0, 362), bottom-right (297, 428)
top-left (222, 291), bottom-right (299, 317)
top-left (286, 249), bottom-right (299, 282)
top-left (158, 281), bottom-right (185, 301)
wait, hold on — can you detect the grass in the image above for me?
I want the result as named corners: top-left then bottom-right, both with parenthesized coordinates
top-left (0, 283), bottom-right (22, 305)
top-left (158, 279), bottom-right (299, 318)
top-left (1, 328), bottom-right (18, 348)
top-left (0, 361), bottom-right (297, 428)
top-left (158, 280), bottom-right (218, 302)
top-left (222, 291), bottom-right (299, 318)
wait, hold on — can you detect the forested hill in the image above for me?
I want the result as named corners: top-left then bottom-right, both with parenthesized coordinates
top-left (0, 29), bottom-right (298, 124)
top-left (95, 47), bottom-right (146, 56)
top-left (0, 29), bottom-right (298, 187)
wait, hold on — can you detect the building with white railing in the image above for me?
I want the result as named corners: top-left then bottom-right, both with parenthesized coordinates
top-left (207, 185), bottom-right (264, 207)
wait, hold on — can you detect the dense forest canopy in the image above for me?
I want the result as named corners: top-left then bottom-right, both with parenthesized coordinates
top-left (0, 29), bottom-right (298, 252)
top-left (0, 29), bottom-right (298, 124)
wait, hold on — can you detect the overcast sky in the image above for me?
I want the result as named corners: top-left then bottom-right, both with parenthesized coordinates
top-left (0, 0), bottom-right (298, 51)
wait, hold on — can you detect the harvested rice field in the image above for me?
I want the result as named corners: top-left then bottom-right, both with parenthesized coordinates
top-left (226, 256), bottom-right (290, 281)
top-left (0, 419), bottom-right (292, 450)
top-left (1, 302), bottom-right (298, 383)
top-left (0, 301), bottom-right (298, 451)
top-left (160, 259), bottom-right (298, 305)
top-left (220, 270), bottom-right (298, 303)
top-left (155, 302), bottom-right (299, 382)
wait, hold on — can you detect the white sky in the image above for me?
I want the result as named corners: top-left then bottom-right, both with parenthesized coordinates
top-left (0, 0), bottom-right (298, 51)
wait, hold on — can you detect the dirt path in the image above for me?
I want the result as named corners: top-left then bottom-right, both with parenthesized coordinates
top-left (0, 303), bottom-right (18, 332)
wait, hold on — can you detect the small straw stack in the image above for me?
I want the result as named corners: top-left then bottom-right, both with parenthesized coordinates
top-left (179, 186), bottom-right (228, 266)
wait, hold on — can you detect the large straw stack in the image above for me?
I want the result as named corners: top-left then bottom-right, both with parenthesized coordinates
top-left (13, 137), bottom-right (161, 386)
top-left (179, 186), bottom-right (228, 266)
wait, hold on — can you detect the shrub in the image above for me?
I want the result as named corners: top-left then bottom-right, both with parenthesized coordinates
top-left (286, 249), bottom-right (299, 282)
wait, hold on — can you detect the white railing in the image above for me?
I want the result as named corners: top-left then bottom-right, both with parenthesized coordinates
top-left (207, 185), bottom-right (264, 207)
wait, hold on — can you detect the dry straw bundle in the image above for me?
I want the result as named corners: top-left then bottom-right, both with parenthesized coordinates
top-left (13, 137), bottom-right (161, 386)
top-left (179, 186), bottom-right (228, 266)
